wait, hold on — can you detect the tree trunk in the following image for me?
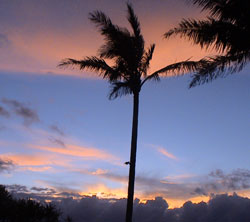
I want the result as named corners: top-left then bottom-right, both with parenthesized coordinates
top-left (125, 92), bottom-right (139, 222)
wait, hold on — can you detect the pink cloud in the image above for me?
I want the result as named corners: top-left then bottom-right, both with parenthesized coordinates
top-left (32, 144), bottom-right (121, 164)
top-left (157, 147), bottom-right (178, 160)
top-left (1, 153), bottom-right (71, 168)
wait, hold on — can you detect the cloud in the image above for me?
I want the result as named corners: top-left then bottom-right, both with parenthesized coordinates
top-left (192, 169), bottom-right (250, 196)
top-left (164, 174), bottom-right (195, 181)
top-left (76, 169), bottom-right (196, 202)
top-left (5, 184), bottom-right (250, 222)
top-left (90, 169), bottom-right (109, 175)
top-left (19, 166), bottom-right (52, 172)
top-left (48, 137), bottom-right (66, 147)
top-left (6, 184), bottom-right (81, 203)
top-left (0, 158), bottom-right (14, 172)
top-left (49, 124), bottom-right (65, 136)
top-left (30, 187), bottom-right (53, 192)
top-left (0, 106), bottom-right (10, 117)
top-left (33, 144), bottom-right (121, 164)
top-left (1, 153), bottom-right (71, 170)
top-left (42, 193), bottom-right (250, 222)
top-left (210, 169), bottom-right (250, 190)
top-left (192, 187), bottom-right (208, 196)
top-left (2, 98), bottom-right (39, 125)
top-left (149, 144), bottom-right (178, 160)
top-left (76, 167), bottom-right (250, 206)
top-left (157, 147), bottom-right (178, 160)
top-left (81, 183), bottom-right (127, 199)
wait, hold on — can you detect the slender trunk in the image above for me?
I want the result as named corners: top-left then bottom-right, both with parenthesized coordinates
top-left (125, 92), bottom-right (139, 222)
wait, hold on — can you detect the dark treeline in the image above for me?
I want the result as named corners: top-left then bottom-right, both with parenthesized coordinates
top-left (0, 185), bottom-right (60, 222)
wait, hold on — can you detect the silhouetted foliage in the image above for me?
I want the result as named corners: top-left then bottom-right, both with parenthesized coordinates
top-left (165, 0), bottom-right (250, 87)
top-left (0, 185), bottom-right (60, 222)
top-left (59, 3), bottom-right (200, 222)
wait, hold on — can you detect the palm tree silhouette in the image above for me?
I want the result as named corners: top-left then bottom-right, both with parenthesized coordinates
top-left (59, 3), bottom-right (200, 222)
top-left (165, 0), bottom-right (250, 87)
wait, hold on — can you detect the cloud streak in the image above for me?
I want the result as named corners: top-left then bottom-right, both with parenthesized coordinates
top-left (49, 124), bottom-right (65, 136)
top-left (33, 144), bottom-right (120, 164)
top-left (0, 158), bottom-right (14, 172)
top-left (2, 98), bottom-right (39, 125)
top-left (0, 106), bottom-right (10, 117)
top-left (1, 153), bottom-right (71, 171)
top-left (157, 147), bottom-right (178, 160)
top-left (48, 137), bottom-right (66, 147)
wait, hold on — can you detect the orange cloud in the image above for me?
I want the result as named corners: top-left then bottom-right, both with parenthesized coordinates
top-left (80, 183), bottom-right (127, 199)
top-left (164, 174), bottom-right (195, 181)
top-left (1, 153), bottom-right (70, 168)
top-left (91, 169), bottom-right (109, 175)
top-left (18, 166), bottom-right (52, 172)
top-left (79, 183), bottom-right (209, 208)
top-left (157, 147), bottom-right (178, 160)
top-left (32, 144), bottom-right (121, 164)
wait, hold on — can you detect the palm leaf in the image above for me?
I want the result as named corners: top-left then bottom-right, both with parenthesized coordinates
top-left (141, 60), bottom-right (207, 86)
top-left (165, 18), bottom-right (239, 52)
top-left (58, 56), bottom-right (118, 79)
top-left (141, 44), bottom-right (155, 76)
top-left (190, 0), bottom-right (249, 23)
top-left (109, 81), bottom-right (132, 99)
top-left (127, 3), bottom-right (145, 68)
top-left (190, 52), bottom-right (250, 87)
top-left (89, 10), bottom-right (132, 59)
top-left (127, 3), bottom-right (141, 38)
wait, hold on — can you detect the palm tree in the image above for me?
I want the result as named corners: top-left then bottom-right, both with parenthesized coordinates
top-left (59, 3), bottom-right (200, 222)
top-left (165, 0), bottom-right (250, 87)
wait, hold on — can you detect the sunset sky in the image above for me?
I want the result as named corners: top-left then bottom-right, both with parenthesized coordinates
top-left (0, 0), bottom-right (249, 208)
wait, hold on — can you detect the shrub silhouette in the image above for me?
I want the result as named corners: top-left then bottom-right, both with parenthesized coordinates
top-left (0, 185), bottom-right (60, 222)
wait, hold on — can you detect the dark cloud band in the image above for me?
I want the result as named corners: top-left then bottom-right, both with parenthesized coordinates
top-left (6, 183), bottom-right (250, 222)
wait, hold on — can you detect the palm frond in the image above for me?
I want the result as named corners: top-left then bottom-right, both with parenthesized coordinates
top-left (58, 57), bottom-right (118, 79)
top-left (126, 3), bottom-right (145, 67)
top-left (141, 44), bottom-right (155, 76)
top-left (165, 18), bottom-right (238, 52)
top-left (127, 3), bottom-right (141, 38)
top-left (89, 10), bottom-right (121, 36)
top-left (189, 52), bottom-right (250, 87)
top-left (90, 8), bottom-right (144, 73)
top-left (98, 31), bottom-right (132, 59)
top-left (165, 0), bottom-right (250, 86)
top-left (89, 10), bottom-right (132, 59)
top-left (190, 0), bottom-right (227, 15)
top-left (141, 60), bottom-right (207, 86)
top-left (190, 0), bottom-right (249, 23)
top-left (109, 81), bottom-right (132, 99)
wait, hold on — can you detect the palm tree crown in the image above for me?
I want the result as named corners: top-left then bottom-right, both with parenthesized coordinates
top-left (59, 4), bottom-right (199, 96)
top-left (165, 0), bottom-right (250, 87)
top-left (59, 3), bottom-right (199, 222)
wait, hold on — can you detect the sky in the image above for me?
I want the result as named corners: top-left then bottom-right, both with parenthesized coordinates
top-left (0, 0), bottom-right (250, 210)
